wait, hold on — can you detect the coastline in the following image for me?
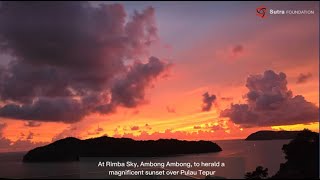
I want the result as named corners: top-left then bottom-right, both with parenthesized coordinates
top-left (0, 139), bottom-right (290, 179)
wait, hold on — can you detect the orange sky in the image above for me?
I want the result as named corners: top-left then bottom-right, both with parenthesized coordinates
top-left (0, 1), bottom-right (319, 152)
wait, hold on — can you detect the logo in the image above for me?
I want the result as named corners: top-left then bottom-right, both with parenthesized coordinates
top-left (256, 6), bottom-right (267, 18)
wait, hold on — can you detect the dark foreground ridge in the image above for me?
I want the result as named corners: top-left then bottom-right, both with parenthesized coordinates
top-left (245, 130), bottom-right (301, 141)
top-left (245, 129), bottom-right (319, 179)
top-left (23, 136), bottom-right (222, 162)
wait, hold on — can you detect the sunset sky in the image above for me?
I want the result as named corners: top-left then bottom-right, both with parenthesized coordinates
top-left (0, 1), bottom-right (319, 152)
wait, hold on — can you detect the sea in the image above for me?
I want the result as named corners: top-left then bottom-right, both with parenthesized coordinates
top-left (0, 139), bottom-right (290, 179)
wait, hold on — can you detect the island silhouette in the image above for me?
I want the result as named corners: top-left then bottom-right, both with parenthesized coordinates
top-left (23, 136), bottom-right (222, 162)
top-left (245, 130), bottom-right (301, 141)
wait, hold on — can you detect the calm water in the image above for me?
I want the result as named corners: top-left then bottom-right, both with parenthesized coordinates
top-left (0, 139), bottom-right (290, 179)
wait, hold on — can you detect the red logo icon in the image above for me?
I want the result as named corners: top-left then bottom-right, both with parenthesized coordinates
top-left (256, 6), bottom-right (267, 18)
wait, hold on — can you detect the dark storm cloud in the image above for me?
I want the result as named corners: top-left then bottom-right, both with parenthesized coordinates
top-left (201, 92), bottom-right (217, 112)
top-left (0, 98), bottom-right (87, 122)
top-left (221, 70), bottom-right (319, 127)
top-left (297, 73), bottom-right (312, 84)
top-left (110, 56), bottom-right (171, 108)
top-left (0, 2), bottom-right (170, 122)
top-left (0, 62), bottom-right (72, 104)
top-left (24, 121), bottom-right (41, 127)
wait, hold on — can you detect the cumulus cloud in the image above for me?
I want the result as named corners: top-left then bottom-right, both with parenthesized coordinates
top-left (193, 125), bottom-right (202, 129)
top-left (20, 132), bottom-right (25, 138)
top-left (232, 45), bottom-right (244, 55)
top-left (0, 2), bottom-right (170, 122)
top-left (87, 126), bottom-right (104, 136)
top-left (201, 92), bottom-right (217, 112)
top-left (297, 73), bottom-right (312, 84)
top-left (216, 44), bottom-right (245, 61)
top-left (96, 126), bottom-right (104, 132)
top-left (115, 128), bottom-right (235, 141)
top-left (193, 120), bottom-right (228, 132)
top-left (0, 98), bottom-right (86, 123)
top-left (131, 126), bottom-right (140, 131)
top-left (221, 70), bottom-right (319, 127)
top-left (0, 136), bottom-right (11, 150)
top-left (210, 125), bottom-right (224, 131)
top-left (0, 138), bottom-right (47, 152)
top-left (0, 122), bottom-right (6, 132)
top-left (221, 97), bottom-right (233, 101)
top-left (109, 56), bottom-right (171, 108)
top-left (145, 123), bottom-right (152, 130)
top-left (26, 132), bottom-right (34, 140)
top-left (0, 122), bottom-right (47, 152)
top-left (0, 122), bottom-right (7, 141)
top-left (52, 126), bottom-right (79, 142)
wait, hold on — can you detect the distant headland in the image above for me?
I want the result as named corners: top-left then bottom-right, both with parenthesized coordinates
top-left (245, 130), bottom-right (301, 141)
top-left (23, 136), bottom-right (222, 162)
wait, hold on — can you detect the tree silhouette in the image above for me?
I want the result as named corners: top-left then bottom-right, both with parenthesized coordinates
top-left (272, 129), bottom-right (319, 178)
top-left (244, 166), bottom-right (269, 179)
